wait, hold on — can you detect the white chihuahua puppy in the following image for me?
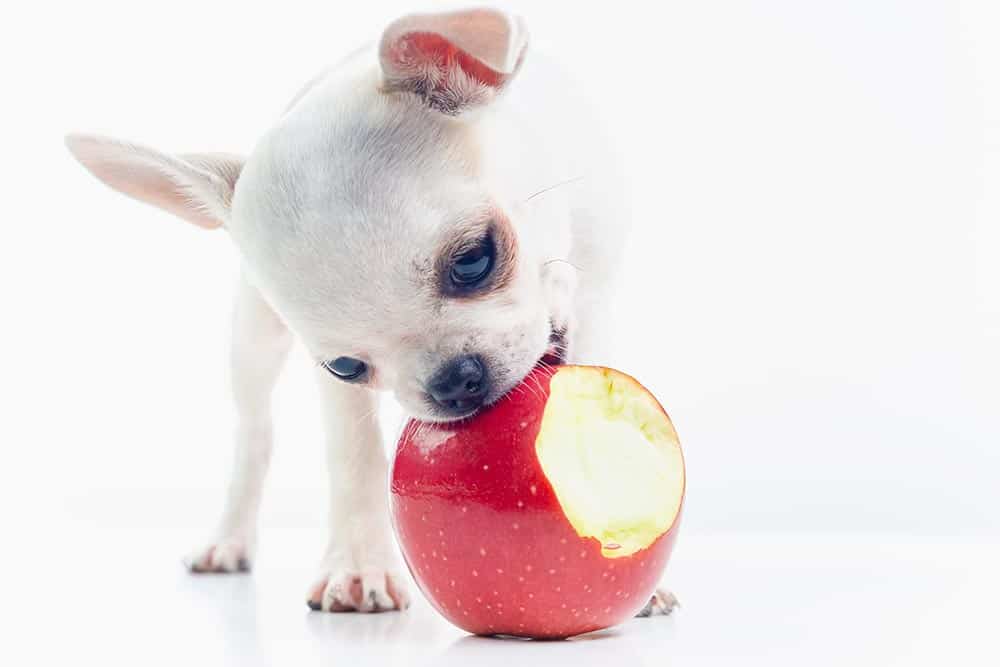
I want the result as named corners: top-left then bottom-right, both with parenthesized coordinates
top-left (67, 7), bottom-right (675, 616)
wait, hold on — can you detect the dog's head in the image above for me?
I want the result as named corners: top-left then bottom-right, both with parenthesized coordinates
top-left (66, 8), bottom-right (577, 421)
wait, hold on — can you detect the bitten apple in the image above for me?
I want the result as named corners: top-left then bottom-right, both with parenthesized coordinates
top-left (390, 365), bottom-right (685, 639)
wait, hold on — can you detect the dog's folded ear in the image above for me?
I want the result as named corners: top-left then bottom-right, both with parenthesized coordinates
top-left (378, 7), bottom-right (528, 116)
top-left (65, 133), bottom-right (243, 229)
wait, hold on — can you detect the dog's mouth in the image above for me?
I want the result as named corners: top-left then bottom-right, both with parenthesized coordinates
top-left (540, 325), bottom-right (569, 367)
top-left (420, 326), bottom-right (569, 423)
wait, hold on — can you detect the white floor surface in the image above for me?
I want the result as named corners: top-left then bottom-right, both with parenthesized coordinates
top-left (8, 491), bottom-right (998, 667)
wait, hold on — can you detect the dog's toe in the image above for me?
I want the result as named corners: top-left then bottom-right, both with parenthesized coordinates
top-left (308, 568), bottom-right (409, 613)
top-left (185, 540), bottom-right (252, 574)
top-left (636, 588), bottom-right (680, 617)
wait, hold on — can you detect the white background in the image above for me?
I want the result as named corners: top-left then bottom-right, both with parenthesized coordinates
top-left (3, 1), bottom-right (998, 665)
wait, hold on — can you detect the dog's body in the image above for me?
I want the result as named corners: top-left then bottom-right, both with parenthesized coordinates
top-left (67, 8), bottom-right (674, 616)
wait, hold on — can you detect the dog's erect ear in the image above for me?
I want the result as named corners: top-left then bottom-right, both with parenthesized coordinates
top-left (378, 8), bottom-right (528, 115)
top-left (65, 134), bottom-right (243, 230)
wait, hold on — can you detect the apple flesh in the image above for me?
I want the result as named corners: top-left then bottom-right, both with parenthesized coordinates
top-left (390, 365), bottom-right (685, 639)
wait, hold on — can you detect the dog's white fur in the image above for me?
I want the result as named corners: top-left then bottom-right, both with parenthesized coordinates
top-left (66, 7), bottom-right (660, 614)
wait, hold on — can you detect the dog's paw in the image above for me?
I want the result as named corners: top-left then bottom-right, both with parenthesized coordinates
top-left (636, 588), bottom-right (680, 617)
top-left (307, 562), bottom-right (410, 613)
top-left (185, 539), bottom-right (253, 574)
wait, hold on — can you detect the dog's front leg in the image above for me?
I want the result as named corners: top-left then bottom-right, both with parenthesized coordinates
top-left (187, 275), bottom-right (292, 572)
top-left (307, 375), bottom-right (409, 612)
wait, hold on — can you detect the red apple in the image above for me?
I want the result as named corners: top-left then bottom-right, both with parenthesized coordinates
top-left (390, 365), bottom-right (685, 639)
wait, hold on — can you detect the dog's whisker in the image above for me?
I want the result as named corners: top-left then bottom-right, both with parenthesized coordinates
top-left (410, 420), bottom-right (426, 442)
top-left (542, 258), bottom-right (585, 273)
top-left (353, 405), bottom-right (379, 427)
top-left (527, 372), bottom-right (547, 400)
top-left (524, 175), bottom-right (585, 203)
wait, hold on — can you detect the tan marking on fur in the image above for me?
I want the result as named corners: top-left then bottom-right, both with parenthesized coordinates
top-left (434, 205), bottom-right (518, 300)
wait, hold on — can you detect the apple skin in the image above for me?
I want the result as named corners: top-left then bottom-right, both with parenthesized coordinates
top-left (390, 365), bottom-right (683, 639)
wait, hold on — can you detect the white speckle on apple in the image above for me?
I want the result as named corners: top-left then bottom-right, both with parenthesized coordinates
top-left (496, 568), bottom-right (503, 574)
top-left (512, 522), bottom-right (519, 530)
top-left (479, 547), bottom-right (487, 556)
top-left (525, 564), bottom-right (533, 572)
top-left (529, 485), bottom-right (537, 495)
top-left (517, 500), bottom-right (524, 508)
top-left (549, 569), bottom-right (556, 575)
top-left (415, 429), bottom-right (452, 455)
top-left (518, 576), bottom-right (524, 582)
top-left (483, 464), bottom-right (489, 471)
top-left (472, 569), bottom-right (478, 577)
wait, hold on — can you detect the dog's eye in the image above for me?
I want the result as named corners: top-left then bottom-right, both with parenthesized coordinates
top-left (322, 357), bottom-right (368, 381)
top-left (450, 235), bottom-right (495, 288)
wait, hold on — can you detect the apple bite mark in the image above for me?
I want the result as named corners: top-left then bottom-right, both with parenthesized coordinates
top-left (535, 367), bottom-right (684, 558)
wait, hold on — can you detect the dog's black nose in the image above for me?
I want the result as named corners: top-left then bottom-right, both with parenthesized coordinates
top-left (428, 355), bottom-right (489, 415)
